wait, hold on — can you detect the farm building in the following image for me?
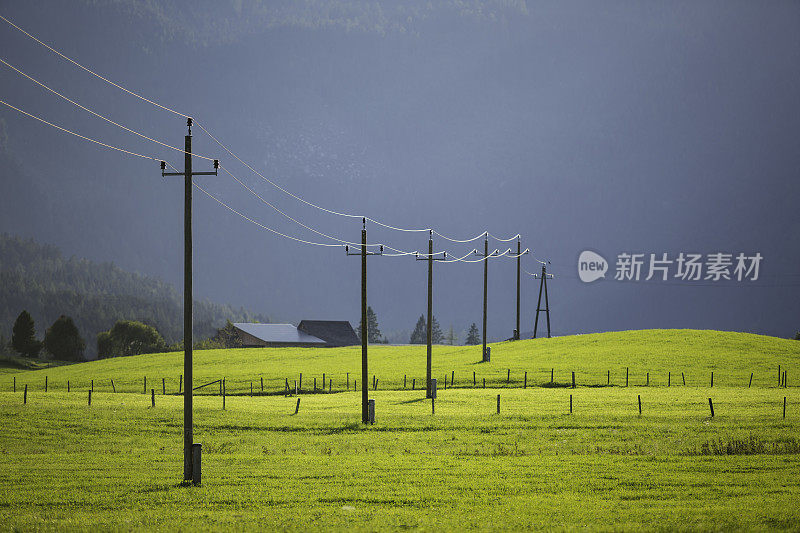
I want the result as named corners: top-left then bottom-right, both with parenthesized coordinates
top-left (232, 321), bottom-right (359, 348)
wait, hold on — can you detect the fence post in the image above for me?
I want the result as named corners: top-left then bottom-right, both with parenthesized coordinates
top-left (668, 372), bottom-right (671, 387)
top-left (45, 376), bottom-right (48, 392)
top-left (551, 368), bottom-right (554, 384)
top-left (682, 372), bottom-right (685, 386)
top-left (251, 382), bottom-right (253, 396)
top-left (295, 380), bottom-right (298, 396)
top-left (497, 394), bottom-right (500, 414)
top-left (638, 394), bottom-right (642, 416)
top-left (569, 394), bottom-right (572, 414)
top-left (151, 389), bottom-right (155, 408)
top-left (323, 373), bottom-right (326, 390)
top-left (179, 374), bottom-right (182, 394)
top-left (626, 367), bottom-right (629, 387)
top-left (646, 372), bottom-right (649, 386)
top-left (111, 379), bottom-right (116, 393)
top-left (473, 371), bottom-right (476, 386)
top-left (404, 375), bottom-right (407, 389)
top-left (329, 379), bottom-right (332, 393)
top-left (314, 377), bottom-right (317, 392)
top-left (88, 389), bottom-right (91, 406)
top-left (67, 380), bottom-right (70, 393)
top-left (347, 372), bottom-right (350, 390)
top-left (708, 398), bottom-right (714, 417)
top-left (299, 373), bottom-right (303, 391)
top-left (368, 399), bottom-right (375, 424)
top-left (784, 397), bottom-right (787, 419)
top-left (222, 378), bottom-right (226, 410)
top-left (607, 370), bottom-right (610, 385)
top-left (507, 369), bottom-right (510, 384)
top-left (749, 373), bottom-right (753, 388)
top-left (778, 365), bottom-right (781, 386)
top-left (294, 398), bottom-right (301, 414)
top-left (444, 375), bottom-right (448, 390)
top-left (412, 378), bottom-right (415, 390)
top-left (431, 396), bottom-right (435, 415)
top-left (261, 377), bottom-right (264, 392)
top-left (143, 376), bottom-right (146, 394)
top-left (572, 372), bottom-right (576, 389)
top-left (451, 371), bottom-right (455, 387)
top-left (162, 378), bottom-right (166, 395)
top-left (24, 384), bottom-right (27, 404)
top-left (375, 378), bottom-right (379, 390)
top-left (91, 379), bottom-right (94, 392)
top-left (483, 377), bottom-right (486, 389)
top-left (13, 376), bottom-right (15, 393)
top-left (711, 372), bottom-right (714, 388)
top-left (524, 371), bottom-right (527, 389)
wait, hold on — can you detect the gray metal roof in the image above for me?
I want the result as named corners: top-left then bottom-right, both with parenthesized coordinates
top-left (233, 323), bottom-right (326, 344)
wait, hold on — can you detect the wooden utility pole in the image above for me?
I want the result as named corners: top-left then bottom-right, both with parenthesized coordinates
top-left (416, 232), bottom-right (446, 398)
top-left (474, 239), bottom-right (498, 361)
top-left (160, 118), bottom-right (218, 483)
top-left (513, 239), bottom-right (528, 340)
top-left (346, 219), bottom-right (382, 423)
top-left (533, 263), bottom-right (553, 339)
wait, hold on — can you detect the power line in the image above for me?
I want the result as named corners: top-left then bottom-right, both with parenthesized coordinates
top-left (0, 55), bottom-right (215, 161)
top-left (0, 14), bottom-right (190, 119)
top-left (0, 97), bottom-right (159, 161)
top-left (0, 12), bottom-right (522, 244)
top-left (192, 181), bottom-right (345, 248)
top-left (0, 94), bottom-right (530, 262)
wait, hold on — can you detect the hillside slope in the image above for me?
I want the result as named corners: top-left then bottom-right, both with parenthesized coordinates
top-left (0, 234), bottom-right (269, 358)
top-left (8, 329), bottom-right (800, 393)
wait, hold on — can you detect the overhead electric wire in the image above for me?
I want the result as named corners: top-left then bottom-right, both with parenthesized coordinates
top-left (0, 84), bottom-right (538, 263)
top-left (0, 14), bottom-right (189, 119)
top-left (192, 181), bottom-right (345, 248)
top-left (0, 56), bottom-right (215, 161)
top-left (0, 97), bottom-right (160, 161)
top-left (0, 12), bottom-right (521, 243)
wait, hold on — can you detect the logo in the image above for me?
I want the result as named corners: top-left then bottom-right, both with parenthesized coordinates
top-left (578, 250), bottom-right (608, 283)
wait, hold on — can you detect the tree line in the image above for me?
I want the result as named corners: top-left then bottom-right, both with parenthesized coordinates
top-left (357, 306), bottom-right (481, 345)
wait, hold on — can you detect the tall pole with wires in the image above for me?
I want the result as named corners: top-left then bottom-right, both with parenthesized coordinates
top-left (515, 239), bottom-right (521, 340)
top-left (346, 219), bottom-right (381, 423)
top-left (160, 118), bottom-right (218, 483)
top-left (474, 238), bottom-right (497, 361)
top-left (416, 232), bottom-right (446, 397)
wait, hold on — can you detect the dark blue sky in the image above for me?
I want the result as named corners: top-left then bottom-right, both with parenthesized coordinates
top-left (1, 0), bottom-right (798, 341)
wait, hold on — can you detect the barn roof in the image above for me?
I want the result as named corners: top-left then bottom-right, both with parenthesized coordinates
top-left (297, 320), bottom-right (360, 347)
top-left (233, 323), bottom-right (326, 345)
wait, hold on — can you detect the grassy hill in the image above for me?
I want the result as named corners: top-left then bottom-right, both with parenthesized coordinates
top-left (7, 329), bottom-right (800, 394)
top-left (2, 328), bottom-right (799, 530)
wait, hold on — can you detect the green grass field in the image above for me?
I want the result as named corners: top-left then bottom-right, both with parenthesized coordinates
top-left (1, 329), bottom-right (799, 530)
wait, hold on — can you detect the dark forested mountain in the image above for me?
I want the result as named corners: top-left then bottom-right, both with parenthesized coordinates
top-left (0, 234), bottom-right (269, 358)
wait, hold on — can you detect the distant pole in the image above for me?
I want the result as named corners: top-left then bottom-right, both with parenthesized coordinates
top-left (346, 219), bottom-right (382, 424)
top-left (515, 239), bottom-right (521, 340)
top-left (533, 263), bottom-right (553, 338)
top-left (427, 235), bottom-right (433, 397)
top-left (483, 237), bottom-right (488, 361)
top-left (473, 237), bottom-right (494, 361)
top-left (159, 118), bottom-right (219, 482)
top-left (417, 236), bottom-right (446, 397)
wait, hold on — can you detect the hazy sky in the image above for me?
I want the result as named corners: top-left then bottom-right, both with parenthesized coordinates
top-left (1, 0), bottom-right (798, 341)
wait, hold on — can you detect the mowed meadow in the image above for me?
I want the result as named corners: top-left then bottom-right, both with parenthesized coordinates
top-left (1, 329), bottom-right (799, 530)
